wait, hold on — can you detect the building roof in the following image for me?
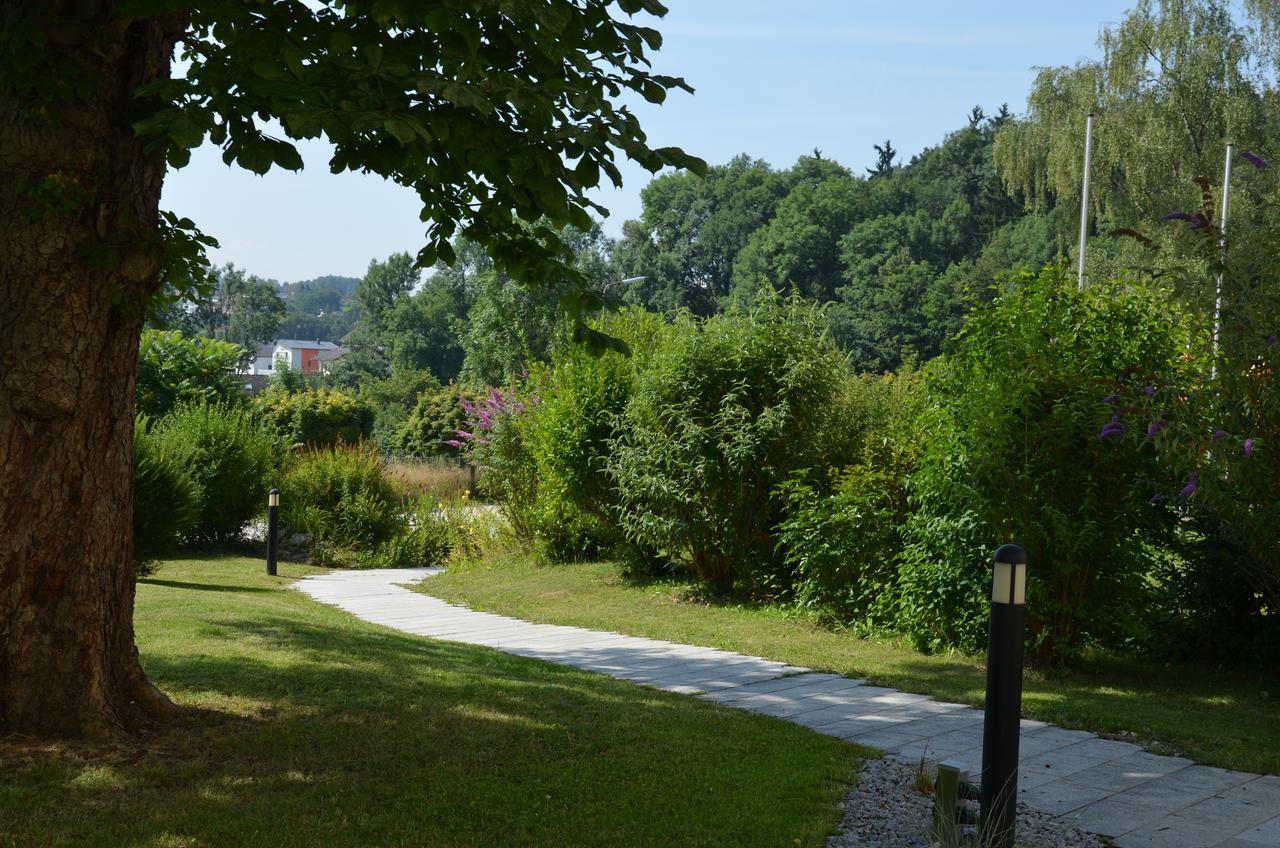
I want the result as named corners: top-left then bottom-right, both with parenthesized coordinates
top-left (313, 346), bottom-right (349, 363)
top-left (275, 339), bottom-right (343, 350)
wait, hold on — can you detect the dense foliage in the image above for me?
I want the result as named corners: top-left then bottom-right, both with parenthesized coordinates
top-left (279, 445), bottom-right (405, 567)
top-left (151, 403), bottom-right (283, 543)
top-left (774, 368), bottom-right (921, 623)
top-left (395, 382), bottom-right (479, 458)
top-left (898, 271), bottom-right (1192, 662)
top-left (605, 296), bottom-right (856, 591)
top-left (136, 330), bottom-right (246, 418)
top-left (257, 386), bottom-right (375, 449)
top-left (132, 418), bottom-right (201, 575)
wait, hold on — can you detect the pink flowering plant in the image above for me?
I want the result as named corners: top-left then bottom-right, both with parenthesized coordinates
top-left (447, 372), bottom-right (542, 540)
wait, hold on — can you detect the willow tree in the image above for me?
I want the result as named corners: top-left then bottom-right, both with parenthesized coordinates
top-left (0, 0), bottom-right (701, 738)
top-left (993, 0), bottom-right (1278, 280)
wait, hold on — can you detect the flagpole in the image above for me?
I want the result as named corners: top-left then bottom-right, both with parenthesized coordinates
top-left (1211, 142), bottom-right (1233, 380)
top-left (1077, 113), bottom-right (1095, 291)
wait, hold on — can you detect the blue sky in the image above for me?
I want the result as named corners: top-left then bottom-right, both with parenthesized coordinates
top-left (161, 0), bottom-right (1132, 282)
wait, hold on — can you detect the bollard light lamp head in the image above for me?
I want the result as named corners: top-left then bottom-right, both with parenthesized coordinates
top-left (992, 543), bottom-right (1028, 605)
top-left (268, 488), bottom-right (280, 508)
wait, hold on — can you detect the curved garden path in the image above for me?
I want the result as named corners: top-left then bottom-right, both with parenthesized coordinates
top-left (296, 568), bottom-right (1280, 848)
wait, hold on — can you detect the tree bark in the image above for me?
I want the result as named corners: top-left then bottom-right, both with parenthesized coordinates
top-left (0, 4), bottom-right (185, 737)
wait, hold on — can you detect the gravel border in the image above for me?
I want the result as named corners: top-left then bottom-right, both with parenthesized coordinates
top-left (827, 758), bottom-right (1105, 848)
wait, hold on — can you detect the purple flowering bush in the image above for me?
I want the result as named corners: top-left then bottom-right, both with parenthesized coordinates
top-left (898, 269), bottom-right (1190, 663)
top-left (450, 380), bottom-right (541, 542)
top-left (1099, 169), bottom-right (1280, 658)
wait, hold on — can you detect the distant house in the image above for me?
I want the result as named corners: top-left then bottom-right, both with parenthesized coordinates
top-left (247, 343), bottom-right (277, 376)
top-left (243, 339), bottom-right (348, 376)
top-left (273, 339), bottom-right (347, 376)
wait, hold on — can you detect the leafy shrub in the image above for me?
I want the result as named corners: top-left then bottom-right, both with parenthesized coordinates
top-left (279, 444), bottom-right (405, 563)
top-left (404, 498), bottom-right (456, 567)
top-left (897, 270), bottom-right (1189, 663)
top-left (133, 418), bottom-right (201, 575)
top-left (356, 367), bottom-right (442, 453)
top-left (394, 381), bottom-right (480, 458)
top-left (774, 366), bottom-right (922, 621)
top-left (136, 329), bottom-right (246, 418)
top-left (152, 402), bottom-right (282, 543)
top-left (520, 310), bottom-right (671, 562)
top-left (608, 294), bottom-right (857, 591)
top-left (257, 387), bottom-right (375, 449)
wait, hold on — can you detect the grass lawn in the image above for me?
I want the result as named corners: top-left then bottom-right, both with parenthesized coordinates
top-left (424, 555), bottom-right (1280, 777)
top-left (0, 555), bottom-right (863, 848)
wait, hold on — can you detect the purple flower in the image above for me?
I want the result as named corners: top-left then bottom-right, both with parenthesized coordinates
top-left (1102, 394), bottom-right (1120, 404)
top-left (1150, 493), bottom-right (1166, 504)
top-left (1147, 419), bottom-right (1169, 437)
top-left (514, 402), bottom-right (526, 415)
top-left (1244, 438), bottom-right (1255, 458)
top-left (460, 398), bottom-right (477, 416)
top-left (1100, 415), bottom-right (1126, 442)
top-left (490, 387), bottom-right (503, 407)
top-left (1143, 386), bottom-right (1155, 397)
top-left (1242, 150), bottom-right (1270, 170)
top-left (454, 429), bottom-right (475, 441)
top-left (1213, 429), bottom-right (1229, 443)
top-left (477, 410), bottom-right (493, 431)
top-left (1179, 469), bottom-right (1199, 499)
top-left (443, 439), bottom-right (463, 449)
top-left (1160, 211), bottom-right (1208, 230)
top-left (1268, 335), bottom-right (1278, 347)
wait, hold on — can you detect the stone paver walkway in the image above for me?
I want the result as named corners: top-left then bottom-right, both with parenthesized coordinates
top-left (296, 568), bottom-right (1280, 848)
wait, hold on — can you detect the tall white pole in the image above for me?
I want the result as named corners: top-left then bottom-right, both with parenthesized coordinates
top-left (1211, 142), bottom-right (1233, 379)
top-left (1077, 113), bottom-right (1095, 291)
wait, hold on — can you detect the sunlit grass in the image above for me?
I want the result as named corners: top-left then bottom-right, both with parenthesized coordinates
top-left (0, 555), bottom-right (862, 848)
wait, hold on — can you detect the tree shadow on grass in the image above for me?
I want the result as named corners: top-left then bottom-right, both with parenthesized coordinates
top-left (139, 578), bottom-right (275, 594)
top-left (2, 612), bottom-right (857, 848)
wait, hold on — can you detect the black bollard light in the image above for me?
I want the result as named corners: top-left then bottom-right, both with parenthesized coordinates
top-left (979, 543), bottom-right (1029, 848)
top-left (266, 488), bottom-right (280, 577)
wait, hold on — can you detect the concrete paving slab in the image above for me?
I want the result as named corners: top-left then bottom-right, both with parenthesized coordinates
top-left (1234, 815), bottom-right (1280, 846)
top-left (1166, 786), bottom-right (1280, 832)
top-left (1117, 820), bottom-right (1235, 848)
top-left (1019, 779), bottom-right (1115, 816)
top-left (1117, 766), bottom-right (1258, 808)
top-left (1060, 796), bottom-right (1173, 837)
top-left (1064, 758), bottom-right (1173, 792)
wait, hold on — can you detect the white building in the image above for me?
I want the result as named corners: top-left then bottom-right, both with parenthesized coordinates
top-left (244, 339), bottom-right (347, 376)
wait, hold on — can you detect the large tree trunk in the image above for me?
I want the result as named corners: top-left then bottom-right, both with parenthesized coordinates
top-left (0, 5), bottom-right (185, 737)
